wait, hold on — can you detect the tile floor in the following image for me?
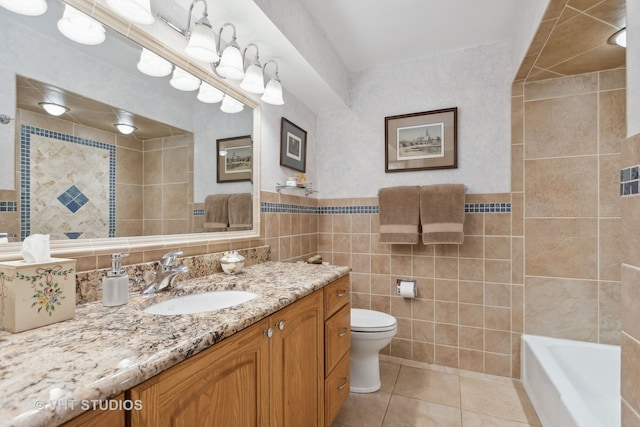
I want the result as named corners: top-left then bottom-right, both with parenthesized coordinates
top-left (332, 356), bottom-right (541, 427)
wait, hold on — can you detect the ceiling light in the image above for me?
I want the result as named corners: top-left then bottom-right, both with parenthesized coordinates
top-left (197, 82), bottom-right (224, 103)
top-left (240, 44), bottom-right (265, 94)
top-left (157, 0), bottom-right (218, 63)
top-left (105, 0), bottom-right (154, 25)
top-left (170, 67), bottom-right (200, 91)
top-left (39, 102), bottom-right (69, 116)
top-left (220, 95), bottom-right (244, 113)
top-left (137, 48), bottom-right (173, 77)
top-left (114, 123), bottom-right (137, 135)
top-left (57, 4), bottom-right (106, 45)
top-left (608, 28), bottom-right (626, 48)
top-left (0, 0), bottom-right (47, 16)
top-left (215, 24), bottom-right (245, 80)
top-left (261, 61), bottom-right (284, 105)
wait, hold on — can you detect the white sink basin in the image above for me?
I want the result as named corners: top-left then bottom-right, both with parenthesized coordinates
top-left (143, 290), bottom-right (257, 315)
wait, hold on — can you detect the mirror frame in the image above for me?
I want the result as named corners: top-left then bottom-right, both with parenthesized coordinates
top-left (0, 0), bottom-right (261, 261)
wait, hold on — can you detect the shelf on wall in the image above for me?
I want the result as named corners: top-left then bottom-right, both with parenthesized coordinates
top-left (275, 183), bottom-right (318, 197)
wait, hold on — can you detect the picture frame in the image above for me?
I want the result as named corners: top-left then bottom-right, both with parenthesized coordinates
top-left (216, 135), bottom-right (253, 183)
top-left (280, 117), bottom-right (307, 173)
top-left (385, 107), bottom-right (457, 172)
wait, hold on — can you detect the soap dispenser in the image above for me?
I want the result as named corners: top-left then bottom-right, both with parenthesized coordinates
top-left (102, 253), bottom-right (129, 307)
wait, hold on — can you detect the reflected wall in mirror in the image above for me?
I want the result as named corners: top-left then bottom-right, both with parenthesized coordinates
top-left (0, 1), bottom-right (256, 243)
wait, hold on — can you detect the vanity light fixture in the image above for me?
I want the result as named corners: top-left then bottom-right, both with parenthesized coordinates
top-left (261, 60), bottom-right (284, 105)
top-left (57, 4), bottom-right (105, 45)
top-left (114, 123), bottom-right (137, 135)
top-left (214, 23), bottom-right (245, 80)
top-left (39, 102), bottom-right (69, 116)
top-left (220, 94), bottom-right (244, 113)
top-left (608, 27), bottom-right (626, 48)
top-left (137, 48), bottom-right (173, 77)
top-left (197, 82), bottom-right (225, 103)
top-left (105, 0), bottom-right (154, 25)
top-left (240, 43), bottom-right (265, 94)
top-left (169, 66), bottom-right (201, 91)
top-left (157, 0), bottom-right (218, 63)
top-left (0, 0), bottom-right (47, 16)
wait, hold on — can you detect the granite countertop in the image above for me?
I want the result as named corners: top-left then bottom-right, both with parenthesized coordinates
top-left (0, 261), bottom-right (350, 427)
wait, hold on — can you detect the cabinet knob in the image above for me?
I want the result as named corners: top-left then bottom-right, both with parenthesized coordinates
top-left (264, 327), bottom-right (274, 338)
top-left (276, 320), bottom-right (285, 330)
top-left (337, 378), bottom-right (348, 390)
top-left (338, 328), bottom-right (348, 337)
top-left (336, 290), bottom-right (347, 297)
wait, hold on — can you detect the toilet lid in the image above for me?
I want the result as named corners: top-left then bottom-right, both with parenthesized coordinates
top-left (351, 308), bottom-right (397, 332)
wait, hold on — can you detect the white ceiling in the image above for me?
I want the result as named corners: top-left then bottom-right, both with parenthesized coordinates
top-left (300, 0), bottom-right (530, 73)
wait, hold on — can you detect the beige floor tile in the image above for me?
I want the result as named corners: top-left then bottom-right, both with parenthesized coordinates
top-left (333, 391), bottom-right (392, 427)
top-left (393, 365), bottom-right (461, 407)
top-left (462, 410), bottom-right (536, 426)
top-left (459, 377), bottom-right (540, 425)
top-left (382, 395), bottom-right (462, 427)
top-left (380, 361), bottom-right (401, 392)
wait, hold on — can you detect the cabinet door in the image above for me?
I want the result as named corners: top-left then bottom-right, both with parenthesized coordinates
top-left (130, 319), bottom-right (270, 427)
top-left (270, 290), bottom-right (324, 427)
top-left (61, 393), bottom-right (125, 427)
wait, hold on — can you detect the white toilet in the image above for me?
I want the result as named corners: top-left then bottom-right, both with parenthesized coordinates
top-left (350, 308), bottom-right (398, 393)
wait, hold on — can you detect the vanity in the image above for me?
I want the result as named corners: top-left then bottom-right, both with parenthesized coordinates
top-left (0, 262), bottom-right (351, 427)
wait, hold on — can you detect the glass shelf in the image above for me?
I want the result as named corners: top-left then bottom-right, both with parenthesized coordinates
top-left (275, 183), bottom-right (318, 196)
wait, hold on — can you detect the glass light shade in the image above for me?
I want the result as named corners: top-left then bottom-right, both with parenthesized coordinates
top-left (57, 5), bottom-right (105, 46)
top-left (105, 0), bottom-right (153, 25)
top-left (39, 102), bottom-right (69, 116)
top-left (114, 123), bottom-right (137, 135)
top-left (185, 22), bottom-right (219, 63)
top-left (261, 78), bottom-right (284, 105)
top-left (197, 82), bottom-right (224, 103)
top-left (137, 48), bottom-right (173, 77)
top-left (216, 45), bottom-right (245, 80)
top-left (220, 95), bottom-right (244, 113)
top-left (240, 64), bottom-right (265, 94)
top-left (0, 0), bottom-right (47, 16)
top-left (169, 67), bottom-right (200, 91)
top-left (609, 28), bottom-right (626, 48)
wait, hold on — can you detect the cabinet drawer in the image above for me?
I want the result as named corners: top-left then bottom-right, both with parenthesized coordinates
top-left (325, 352), bottom-right (350, 427)
top-left (324, 276), bottom-right (350, 320)
top-left (325, 303), bottom-right (350, 375)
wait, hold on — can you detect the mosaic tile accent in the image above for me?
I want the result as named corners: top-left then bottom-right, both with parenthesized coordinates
top-left (0, 202), bottom-right (17, 212)
top-left (20, 125), bottom-right (116, 240)
top-left (620, 166), bottom-right (640, 196)
top-left (192, 209), bottom-right (204, 216)
top-left (260, 202), bottom-right (510, 214)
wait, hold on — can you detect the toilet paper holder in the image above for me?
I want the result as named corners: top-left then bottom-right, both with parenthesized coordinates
top-left (396, 278), bottom-right (417, 298)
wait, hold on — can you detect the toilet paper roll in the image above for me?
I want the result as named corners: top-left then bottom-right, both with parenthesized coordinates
top-left (398, 280), bottom-right (417, 298)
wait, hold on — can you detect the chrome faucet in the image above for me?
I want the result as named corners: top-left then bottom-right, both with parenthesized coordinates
top-left (141, 251), bottom-right (189, 294)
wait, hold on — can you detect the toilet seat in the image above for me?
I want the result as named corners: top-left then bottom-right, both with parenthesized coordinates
top-left (351, 308), bottom-right (397, 332)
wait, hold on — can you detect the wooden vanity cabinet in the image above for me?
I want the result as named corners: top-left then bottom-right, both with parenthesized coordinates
top-left (129, 288), bottom-right (324, 427)
top-left (60, 394), bottom-right (125, 427)
top-left (323, 276), bottom-right (351, 426)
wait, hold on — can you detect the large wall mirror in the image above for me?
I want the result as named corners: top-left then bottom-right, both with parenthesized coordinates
top-left (0, 0), bottom-right (261, 259)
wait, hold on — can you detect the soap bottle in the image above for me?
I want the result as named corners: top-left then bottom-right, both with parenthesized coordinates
top-left (102, 253), bottom-right (129, 307)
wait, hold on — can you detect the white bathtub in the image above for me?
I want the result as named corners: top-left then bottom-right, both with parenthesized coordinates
top-left (521, 334), bottom-right (621, 427)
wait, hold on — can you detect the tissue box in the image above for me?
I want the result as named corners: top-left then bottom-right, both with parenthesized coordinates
top-left (0, 258), bottom-right (76, 333)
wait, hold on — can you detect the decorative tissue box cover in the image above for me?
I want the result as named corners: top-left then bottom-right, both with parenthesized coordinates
top-left (0, 258), bottom-right (76, 333)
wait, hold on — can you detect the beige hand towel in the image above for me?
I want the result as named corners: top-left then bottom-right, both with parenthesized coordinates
top-left (420, 184), bottom-right (465, 245)
top-left (204, 194), bottom-right (231, 232)
top-left (378, 186), bottom-right (420, 244)
top-left (228, 193), bottom-right (253, 231)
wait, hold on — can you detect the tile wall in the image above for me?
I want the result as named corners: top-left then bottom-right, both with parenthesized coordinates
top-left (513, 69), bottom-right (624, 345)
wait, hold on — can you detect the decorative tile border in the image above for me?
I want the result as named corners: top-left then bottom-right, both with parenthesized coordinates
top-left (20, 125), bottom-right (116, 240)
top-left (620, 166), bottom-right (639, 196)
top-left (192, 209), bottom-right (204, 216)
top-left (0, 202), bottom-right (17, 212)
top-left (261, 202), bottom-right (511, 214)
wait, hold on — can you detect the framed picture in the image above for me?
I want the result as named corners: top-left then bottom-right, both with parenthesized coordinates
top-left (216, 135), bottom-right (252, 183)
top-left (385, 107), bottom-right (457, 172)
top-left (280, 117), bottom-right (307, 173)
